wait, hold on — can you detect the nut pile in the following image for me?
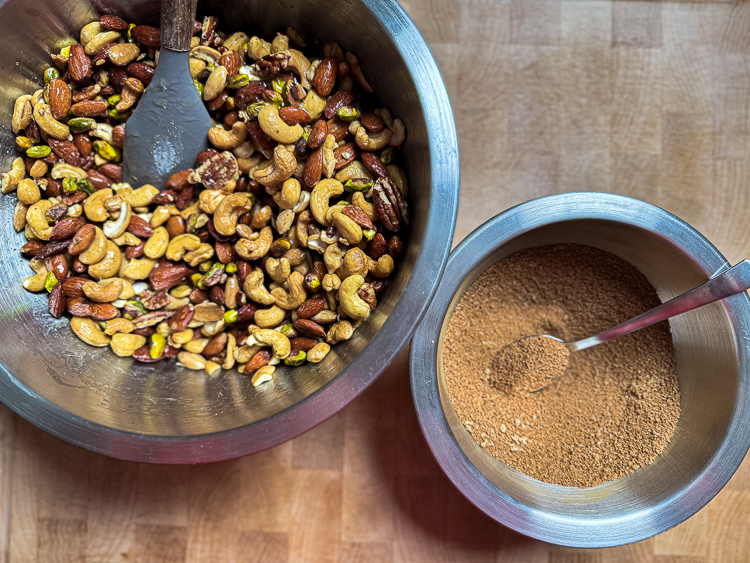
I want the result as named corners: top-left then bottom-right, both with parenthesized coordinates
top-left (3, 15), bottom-right (409, 384)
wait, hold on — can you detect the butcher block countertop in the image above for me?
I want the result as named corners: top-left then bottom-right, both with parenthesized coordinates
top-left (2, 0), bottom-right (750, 561)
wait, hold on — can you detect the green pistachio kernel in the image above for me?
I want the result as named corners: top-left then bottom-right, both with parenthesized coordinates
top-left (44, 271), bottom-right (58, 292)
top-left (336, 106), bottom-right (358, 121)
top-left (223, 309), bottom-right (238, 324)
top-left (271, 78), bottom-right (286, 94)
top-left (194, 80), bottom-right (204, 97)
top-left (279, 323), bottom-right (295, 336)
top-left (264, 90), bottom-right (283, 108)
top-left (68, 117), bottom-right (94, 133)
top-left (284, 350), bottom-right (306, 367)
top-left (380, 147), bottom-right (395, 165)
top-left (227, 74), bottom-right (249, 89)
top-left (60, 45), bottom-right (71, 58)
top-left (224, 96), bottom-right (235, 111)
top-left (149, 333), bottom-right (166, 359)
top-left (225, 262), bottom-right (238, 274)
top-left (15, 136), bottom-right (33, 152)
top-left (124, 313), bottom-right (134, 320)
top-left (302, 129), bottom-right (310, 142)
top-left (109, 109), bottom-right (129, 120)
top-left (245, 193), bottom-right (257, 206)
top-left (127, 23), bottom-right (136, 42)
top-left (26, 145), bottom-right (51, 159)
top-left (106, 94), bottom-right (122, 107)
top-left (246, 101), bottom-right (270, 118)
top-left (43, 67), bottom-right (60, 85)
top-left (344, 178), bottom-right (373, 193)
top-left (362, 228), bottom-right (376, 241)
top-left (198, 261), bottom-right (212, 273)
top-left (93, 140), bottom-right (118, 161)
top-left (76, 178), bottom-right (95, 195)
top-left (190, 273), bottom-right (202, 286)
top-left (63, 177), bottom-right (79, 193)
top-left (125, 300), bottom-right (147, 315)
top-left (98, 321), bottom-right (108, 331)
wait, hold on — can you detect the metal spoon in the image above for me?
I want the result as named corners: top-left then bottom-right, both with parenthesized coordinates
top-left (123, 0), bottom-right (213, 189)
top-left (499, 259), bottom-right (750, 389)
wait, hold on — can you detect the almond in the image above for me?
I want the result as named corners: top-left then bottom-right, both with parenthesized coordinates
top-left (360, 112), bottom-right (385, 134)
top-left (62, 277), bottom-right (89, 298)
top-left (100, 14), bottom-right (129, 30)
top-left (151, 190), bottom-right (177, 205)
top-left (168, 304), bottom-right (194, 332)
top-left (388, 235), bottom-right (403, 259)
top-left (132, 344), bottom-right (161, 363)
top-left (308, 119), bottom-right (328, 150)
top-left (220, 50), bottom-right (241, 77)
top-left (203, 333), bottom-right (228, 357)
top-left (109, 66), bottom-right (129, 90)
top-left (72, 84), bottom-right (101, 103)
top-left (67, 296), bottom-right (93, 317)
top-left (127, 215), bottom-right (154, 238)
top-left (126, 62), bottom-right (154, 85)
top-left (68, 44), bottom-right (93, 84)
top-left (366, 233), bottom-right (387, 260)
top-left (361, 152), bottom-right (390, 178)
top-left (313, 57), bottom-right (337, 97)
top-left (48, 138), bottom-right (82, 167)
top-left (112, 124), bottom-right (125, 148)
top-left (278, 106), bottom-right (312, 126)
top-left (165, 216), bottom-right (186, 238)
top-left (48, 79), bottom-right (72, 120)
top-left (343, 205), bottom-right (375, 230)
top-left (45, 253), bottom-right (69, 281)
top-left (98, 163), bottom-right (123, 182)
top-left (73, 132), bottom-right (93, 157)
top-left (303, 147), bottom-right (323, 189)
top-left (70, 99), bottom-right (108, 118)
top-left (326, 117), bottom-right (349, 142)
top-left (149, 262), bottom-right (193, 290)
top-left (293, 318), bottom-right (327, 339)
top-left (214, 241), bottom-right (233, 264)
top-left (90, 302), bottom-right (119, 321)
top-left (290, 337), bottom-right (317, 352)
top-left (324, 90), bottom-right (355, 119)
top-left (49, 217), bottom-right (85, 241)
top-left (131, 25), bottom-right (161, 49)
top-left (125, 242), bottom-right (145, 259)
top-left (246, 120), bottom-right (276, 151)
top-left (175, 184), bottom-right (194, 211)
top-left (234, 81), bottom-right (269, 109)
top-left (244, 350), bottom-right (272, 373)
top-left (21, 241), bottom-right (45, 256)
top-left (297, 298), bottom-right (326, 319)
top-left (333, 142), bottom-right (359, 170)
top-left (48, 283), bottom-right (67, 318)
top-left (87, 169), bottom-right (112, 190)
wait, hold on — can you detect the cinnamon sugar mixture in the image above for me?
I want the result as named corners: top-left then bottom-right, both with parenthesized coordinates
top-left (443, 244), bottom-right (680, 488)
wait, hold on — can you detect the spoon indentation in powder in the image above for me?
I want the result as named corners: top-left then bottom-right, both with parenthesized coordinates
top-left (489, 335), bottom-right (571, 394)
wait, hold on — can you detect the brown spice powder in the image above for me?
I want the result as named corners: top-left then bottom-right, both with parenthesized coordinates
top-left (443, 244), bottom-right (681, 488)
top-left (491, 336), bottom-right (570, 393)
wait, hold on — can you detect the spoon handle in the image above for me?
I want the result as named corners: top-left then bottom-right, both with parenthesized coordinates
top-left (160, 0), bottom-right (197, 52)
top-left (570, 259), bottom-right (750, 352)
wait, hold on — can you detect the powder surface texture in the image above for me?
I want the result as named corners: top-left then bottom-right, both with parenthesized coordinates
top-left (491, 336), bottom-right (571, 393)
top-left (442, 244), bottom-right (680, 488)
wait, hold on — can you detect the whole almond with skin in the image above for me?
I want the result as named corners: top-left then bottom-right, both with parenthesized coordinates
top-left (73, 132), bottom-right (93, 157)
top-left (62, 277), bottom-right (89, 298)
top-left (132, 344), bottom-right (160, 363)
top-left (21, 241), bottom-right (45, 256)
top-left (290, 337), bottom-right (317, 352)
top-left (244, 350), bottom-right (272, 373)
top-left (127, 215), bottom-right (154, 238)
top-left (360, 112), bottom-right (384, 133)
top-left (246, 121), bottom-right (276, 151)
top-left (100, 14), bottom-right (129, 30)
top-left (294, 319), bottom-right (327, 339)
top-left (67, 296), bottom-right (93, 317)
top-left (388, 235), bottom-right (403, 258)
top-left (297, 298), bottom-right (326, 319)
top-left (49, 138), bottom-right (82, 167)
top-left (175, 185), bottom-right (194, 210)
top-left (50, 217), bottom-right (86, 241)
top-left (48, 283), bottom-right (66, 319)
top-left (326, 118), bottom-right (348, 142)
top-left (361, 152), bottom-right (390, 178)
top-left (68, 44), bottom-right (93, 83)
top-left (278, 107), bottom-right (312, 126)
top-left (90, 302), bottom-right (119, 321)
top-left (72, 84), bottom-right (101, 103)
top-left (367, 233), bottom-right (387, 260)
top-left (333, 142), bottom-right (359, 170)
top-left (125, 242), bottom-right (145, 259)
top-left (126, 62), bottom-right (154, 85)
top-left (87, 169), bottom-right (112, 189)
top-left (131, 25), bottom-right (161, 49)
top-left (45, 253), bottom-right (69, 281)
top-left (112, 125), bottom-right (125, 148)
top-left (151, 190), bottom-right (177, 205)
top-left (324, 90), bottom-right (355, 119)
top-left (214, 241), bottom-right (233, 264)
top-left (109, 66), bottom-right (129, 90)
top-left (48, 79), bottom-right (72, 120)
top-left (308, 119), bottom-right (327, 150)
top-left (71, 99), bottom-right (108, 117)
top-left (165, 216), bottom-right (186, 238)
top-left (206, 89), bottom-right (229, 112)
top-left (343, 205), bottom-right (375, 230)
top-left (98, 163), bottom-right (123, 182)
top-left (220, 50), bottom-right (241, 77)
top-left (303, 148), bottom-right (323, 189)
top-left (72, 258), bottom-right (87, 273)
top-left (313, 57), bottom-right (337, 97)
top-left (203, 333), bottom-right (228, 357)
top-left (149, 263), bottom-right (193, 290)
top-left (168, 304), bottom-right (194, 331)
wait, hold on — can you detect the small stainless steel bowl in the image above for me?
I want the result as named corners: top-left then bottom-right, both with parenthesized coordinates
top-left (0, 0), bottom-right (458, 462)
top-left (410, 193), bottom-right (750, 547)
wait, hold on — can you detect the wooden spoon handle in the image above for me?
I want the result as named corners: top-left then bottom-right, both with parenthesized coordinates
top-left (160, 0), bottom-right (197, 52)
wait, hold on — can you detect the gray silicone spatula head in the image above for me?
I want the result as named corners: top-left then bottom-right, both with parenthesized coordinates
top-left (123, 0), bottom-right (213, 189)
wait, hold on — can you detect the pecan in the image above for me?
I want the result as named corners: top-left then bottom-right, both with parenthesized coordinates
top-left (303, 148), bottom-right (323, 189)
top-left (192, 151), bottom-right (238, 190)
top-left (203, 333), bottom-right (228, 357)
top-left (140, 289), bottom-right (169, 310)
top-left (48, 138), bottom-right (82, 167)
top-left (48, 283), bottom-right (66, 319)
top-left (68, 224), bottom-right (96, 255)
top-left (297, 298), bottom-right (325, 319)
top-left (149, 262), bottom-right (193, 290)
top-left (100, 14), bottom-right (128, 30)
top-left (333, 142), bottom-right (359, 170)
top-left (21, 240), bottom-right (45, 256)
top-left (168, 304), bottom-right (195, 331)
top-left (126, 62), bottom-right (154, 85)
top-left (326, 118), bottom-right (348, 142)
top-left (87, 169), bottom-right (112, 190)
top-left (233, 81), bottom-right (268, 110)
top-left (125, 241), bottom-right (145, 259)
top-left (220, 50), bottom-right (241, 76)
top-left (373, 177), bottom-right (409, 231)
top-left (195, 149), bottom-right (219, 168)
top-left (127, 215), bottom-right (154, 238)
top-left (308, 119), bottom-right (328, 150)
top-left (62, 277), bottom-right (88, 298)
top-left (201, 15), bottom-right (219, 46)
top-left (293, 318), bottom-right (326, 339)
top-left (358, 283), bottom-right (377, 309)
top-left (70, 99), bottom-right (108, 118)
top-left (60, 190), bottom-right (87, 206)
top-left (45, 203), bottom-right (69, 223)
top-left (324, 90), bottom-right (355, 119)
top-left (73, 132), bottom-right (93, 157)
top-left (246, 121), bottom-right (276, 151)
top-left (67, 296), bottom-right (93, 317)
top-left (90, 303), bottom-right (119, 321)
top-left (36, 239), bottom-right (74, 260)
top-left (313, 57), bottom-right (337, 97)
top-left (131, 25), bottom-right (161, 49)
top-left (68, 44), bottom-right (93, 84)
top-left (244, 350), bottom-right (272, 373)
top-left (360, 112), bottom-right (385, 134)
top-left (49, 217), bottom-right (85, 241)
top-left (278, 107), bottom-right (311, 126)
top-left (388, 236), bottom-right (403, 259)
top-left (367, 233), bottom-right (387, 260)
top-left (133, 310), bottom-right (174, 328)
top-left (214, 241), bottom-right (233, 264)
top-left (48, 78), bottom-right (72, 120)
top-left (166, 169), bottom-right (192, 191)
top-left (343, 205), bottom-right (375, 231)
top-left (175, 185), bottom-right (195, 210)
top-left (98, 163), bottom-right (123, 182)
top-left (371, 280), bottom-right (387, 294)
top-left (151, 190), bottom-right (177, 205)
top-left (361, 152), bottom-right (390, 178)
top-left (45, 254), bottom-right (69, 281)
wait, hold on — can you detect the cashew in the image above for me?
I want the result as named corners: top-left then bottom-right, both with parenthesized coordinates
top-left (84, 188), bottom-right (113, 222)
top-left (166, 234), bottom-right (202, 262)
top-left (70, 317), bottom-right (111, 347)
top-left (333, 212), bottom-right (363, 245)
top-left (255, 305), bottom-right (286, 328)
top-left (286, 49), bottom-right (312, 88)
top-left (150, 205), bottom-right (172, 228)
top-left (223, 333), bottom-right (237, 371)
top-left (178, 351), bottom-right (207, 371)
top-left (101, 277), bottom-right (135, 300)
top-left (170, 328), bottom-right (194, 345)
top-left (355, 126), bottom-right (393, 152)
top-left (388, 119), bottom-right (406, 147)
top-left (326, 320), bottom-right (354, 345)
top-left (276, 209), bottom-right (295, 234)
top-left (322, 273), bottom-right (341, 292)
top-left (338, 275), bottom-right (371, 321)
top-left (108, 43), bottom-right (140, 66)
top-left (271, 34), bottom-right (289, 54)
top-left (183, 243), bottom-right (214, 267)
top-left (204, 65), bottom-right (228, 101)
top-left (190, 45), bottom-right (221, 64)
top-left (251, 365), bottom-right (276, 386)
top-left (79, 226), bottom-right (107, 264)
top-left (266, 257), bottom-right (291, 284)
top-left (183, 338), bottom-right (208, 354)
top-left (33, 103), bottom-right (70, 140)
top-left (80, 21), bottom-right (105, 46)
top-left (189, 57), bottom-right (206, 78)
top-left (368, 254), bottom-right (395, 278)
top-left (26, 200), bottom-right (54, 240)
top-left (22, 264), bottom-right (48, 292)
top-left (104, 318), bottom-right (136, 335)
top-left (322, 134), bottom-right (336, 178)
top-left (14, 201), bottom-right (28, 233)
top-left (82, 279), bottom-right (123, 303)
top-left (352, 192), bottom-right (378, 223)
top-left (121, 257), bottom-right (158, 281)
top-left (12, 95), bottom-right (32, 134)
top-left (257, 105), bottom-right (304, 144)
top-left (248, 36), bottom-right (271, 60)
top-left (251, 206), bottom-right (272, 229)
top-left (103, 201), bottom-right (132, 239)
top-left (253, 328), bottom-right (291, 359)
top-left (50, 163), bottom-right (88, 180)
top-left (324, 243), bottom-right (344, 274)
top-left (300, 89), bottom-right (325, 120)
top-left (2, 158), bottom-right (25, 194)
top-left (199, 189), bottom-right (227, 214)
top-left (110, 333), bottom-right (147, 357)
top-left (213, 193), bottom-right (253, 236)
top-left (84, 31), bottom-right (121, 56)
top-left (89, 240), bottom-right (122, 279)
top-left (200, 319), bottom-right (225, 337)
top-left (273, 178), bottom-right (301, 210)
top-left (253, 145), bottom-right (297, 187)
top-left (235, 226), bottom-right (273, 260)
top-left (338, 248), bottom-right (369, 278)
top-left (243, 268), bottom-right (276, 305)
top-left (208, 122), bottom-right (248, 151)
top-left (310, 179), bottom-right (344, 227)
top-left (17, 179), bottom-right (41, 205)
top-left (307, 342), bottom-right (331, 363)
top-left (144, 226), bottom-right (170, 259)
top-left (116, 78), bottom-right (144, 112)
top-left (118, 185), bottom-right (159, 207)
top-left (271, 271), bottom-right (307, 310)
top-left (224, 31), bottom-right (250, 51)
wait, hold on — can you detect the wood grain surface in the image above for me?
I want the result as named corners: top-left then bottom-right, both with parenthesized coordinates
top-left (2, 0), bottom-right (750, 560)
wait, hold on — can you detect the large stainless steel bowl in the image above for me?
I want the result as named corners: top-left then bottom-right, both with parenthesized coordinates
top-left (0, 0), bottom-right (459, 462)
top-left (410, 193), bottom-right (750, 547)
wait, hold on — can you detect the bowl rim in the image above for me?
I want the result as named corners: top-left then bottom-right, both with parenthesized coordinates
top-left (409, 192), bottom-right (750, 547)
top-left (0, 0), bottom-right (460, 463)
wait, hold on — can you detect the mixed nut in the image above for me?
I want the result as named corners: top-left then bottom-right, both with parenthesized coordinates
top-left (3, 15), bottom-right (409, 384)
